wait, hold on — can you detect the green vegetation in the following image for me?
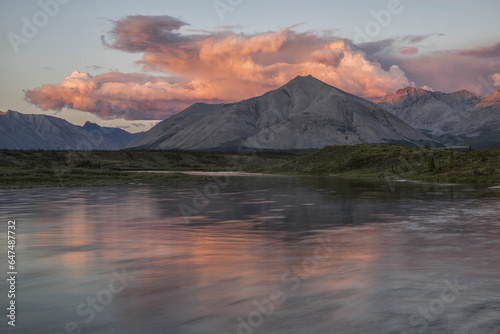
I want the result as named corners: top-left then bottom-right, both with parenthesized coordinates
top-left (262, 145), bottom-right (500, 184)
top-left (1, 145), bottom-right (499, 188)
top-left (427, 156), bottom-right (436, 172)
top-left (0, 149), bottom-right (301, 188)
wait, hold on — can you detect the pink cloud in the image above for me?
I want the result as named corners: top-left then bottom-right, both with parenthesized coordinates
top-left (399, 46), bottom-right (419, 56)
top-left (25, 71), bottom-right (228, 120)
top-left (26, 15), bottom-right (413, 120)
top-left (394, 47), bottom-right (500, 94)
top-left (493, 73), bottom-right (500, 86)
top-left (24, 15), bottom-right (500, 120)
top-left (360, 40), bottom-right (500, 95)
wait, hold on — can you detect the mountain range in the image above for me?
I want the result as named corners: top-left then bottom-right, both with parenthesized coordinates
top-left (127, 75), bottom-right (441, 150)
top-left (375, 87), bottom-right (485, 136)
top-left (0, 110), bottom-right (141, 150)
top-left (3, 76), bottom-right (500, 151)
top-left (376, 87), bottom-right (500, 147)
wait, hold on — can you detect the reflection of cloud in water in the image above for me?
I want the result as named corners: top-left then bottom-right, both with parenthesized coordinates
top-left (1, 177), bottom-right (499, 333)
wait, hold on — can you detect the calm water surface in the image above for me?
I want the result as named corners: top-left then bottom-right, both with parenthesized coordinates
top-left (0, 176), bottom-right (499, 334)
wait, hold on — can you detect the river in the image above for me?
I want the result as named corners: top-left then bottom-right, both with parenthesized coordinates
top-left (0, 175), bottom-right (499, 333)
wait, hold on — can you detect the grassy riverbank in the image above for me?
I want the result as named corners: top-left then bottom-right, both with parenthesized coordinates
top-left (1, 145), bottom-right (499, 188)
top-left (262, 145), bottom-right (500, 184)
top-left (0, 149), bottom-right (301, 188)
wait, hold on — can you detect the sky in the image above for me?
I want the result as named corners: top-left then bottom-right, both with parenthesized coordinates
top-left (1, 0), bottom-right (500, 132)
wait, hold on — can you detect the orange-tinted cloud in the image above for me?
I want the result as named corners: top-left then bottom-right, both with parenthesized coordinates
top-left (493, 73), bottom-right (500, 86)
top-left (399, 46), bottom-right (418, 56)
top-left (25, 71), bottom-right (225, 120)
top-left (26, 15), bottom-right (413, 120)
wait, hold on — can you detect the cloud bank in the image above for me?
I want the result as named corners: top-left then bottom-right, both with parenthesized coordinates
top-left (358, 36), bottom-right (500, 95)
top-left (26, 15), bottom-right (412, 120)
top-left (25, 15), bottom-right (500, 120)
top-left (25, 71), bottom-right (226, 120)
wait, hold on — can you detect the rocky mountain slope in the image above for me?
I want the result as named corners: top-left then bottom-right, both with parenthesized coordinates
top-left (82, 121), bottom-right (142, 149)
top-left (127, 76), bottom-right (441, 150)
top-left (376, 87), bottom-right (500, 148)
top-left (375, 88), bottom-right (485, 136)
top-left (449, 88), bottom-right (500, 147)
top-left (0, 110), bottom-right (140, 150)
top-left (451, 88), bottom-right (500, 136)
top-left (127, 103), bottom-right (224, 149)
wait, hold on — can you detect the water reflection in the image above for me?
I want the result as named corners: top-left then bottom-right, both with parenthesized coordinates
top-left (0, 177), bottom-right (499, 333)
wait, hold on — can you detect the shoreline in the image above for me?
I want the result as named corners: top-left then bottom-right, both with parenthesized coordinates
top-left (1, 170), bottom-right (498, 190)
top-left (1, 145), bottom-right (499, 189)
top-left (133, 170), bottom-right (270, 177)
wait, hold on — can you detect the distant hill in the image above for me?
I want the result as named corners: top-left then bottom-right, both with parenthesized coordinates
top-left (127, 75), bottom-right (441, 150)
top-left (0, 110), bottom-right (141, 150)
top-left (82, 121), bottom-right (142, 149)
